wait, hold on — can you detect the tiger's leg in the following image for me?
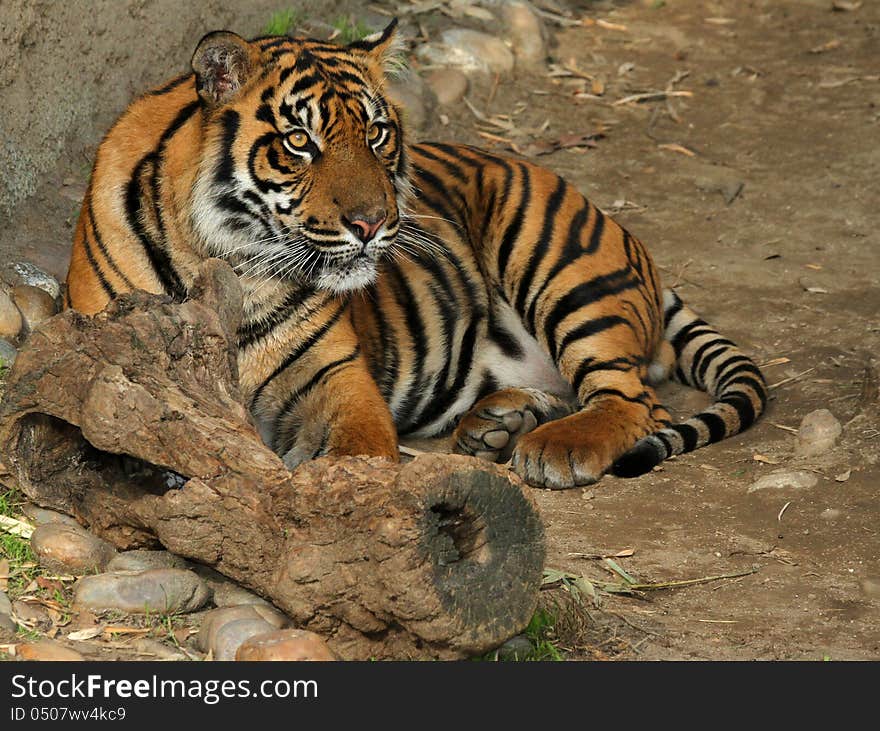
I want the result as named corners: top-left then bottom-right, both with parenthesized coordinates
top-left (273, 357), bottom-right (399, 471)
top-left (511, 370), bottom-right (671, 488)
top-left (453, 387), bottom-right (574, 463)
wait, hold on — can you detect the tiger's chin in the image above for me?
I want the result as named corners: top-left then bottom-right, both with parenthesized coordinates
top-left (313, 256), bottom-right (380, 294)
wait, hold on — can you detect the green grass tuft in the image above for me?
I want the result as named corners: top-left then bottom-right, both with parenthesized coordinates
top-left (331, 15), bottom-right (374, 44)
top-left (263, 8), bottom-right (305, 37)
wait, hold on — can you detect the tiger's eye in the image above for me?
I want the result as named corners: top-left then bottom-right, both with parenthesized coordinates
top-left (367, 124), bottom-right (383, 142)
top-left (287, 130), bottom-right (310, 148)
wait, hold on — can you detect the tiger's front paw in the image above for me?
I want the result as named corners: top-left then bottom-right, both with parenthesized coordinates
top-left (511, 419), bottom-right (611, 489)
top-left (453, 388), bottom-right (572, 464)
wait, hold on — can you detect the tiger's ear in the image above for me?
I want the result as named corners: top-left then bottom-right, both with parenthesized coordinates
top-left (348, 19), bottom-right (405, 77)
top-left (192, 31), bottom-right (257, 107)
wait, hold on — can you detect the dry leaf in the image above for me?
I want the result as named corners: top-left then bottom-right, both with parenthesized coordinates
top-left (753, 454), bottom-right (781, 465)
top-left (658, 143), bottom-right (696, 157)
top-left (810, 39), bottom-right (842, 54)
top-left (705, 17), bottom-right (736, 25)
top-left (67, 627), bottom-right (105, 641)
top-left (834, 469), bottom-right (852, 482)
top-left (591, 77), bottom-right (605, 95)
top-left (832, 1), bottom-right (862, 11)
top-left (760, 357), bottom-right (791, 368)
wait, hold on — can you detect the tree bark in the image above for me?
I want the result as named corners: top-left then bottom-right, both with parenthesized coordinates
top-left (0, 260), bottom-right (545, 659)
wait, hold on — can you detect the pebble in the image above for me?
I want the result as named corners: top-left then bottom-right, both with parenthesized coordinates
top-left (74, 569), bottom-right (211, 614)
top-left (3, 261), bottom-right (62, 302)
top-left (860, 577), bottom-right (880, 599)
top-left (0, 338), bottom-right (16, 367)
top-left (498, 634), bottom-right (534, 661)
top-left (196, 605), bottom-right (289, 653)
top-left (16, 640), bottom-right (85, 661)
top-left (820, 508), bottom-right (842, 521)
top-left (747, 470), bottom-right (819, 493)
top-left (416, 29), bottom-right (515, 76)
top-left (501, 1), bottom-right (547, 66)
top-left (213, 618), bottom-right (279, 661)
top-left (12, 284), bottom-right (58, 331)
top-left (234, 629), bottom-right (337, 661)
top-left (30, 522), bottom-right (117, 574)
top-left (106, 549), bottom-right (190, 573)
top-left (21, 503), bottom-right (81, 528)
top-left (795, 408), bottom-right (842, 457)
top-left (0, 591), bottom-right (11, 616)
top-left (424, 68), bottom-right (469, 107)
top-left (0, 290), bottom-right (23, 340)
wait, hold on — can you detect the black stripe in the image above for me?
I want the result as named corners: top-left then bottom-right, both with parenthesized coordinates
top-left (572, 356), bottom-right (636, 397)
top-left (411, 316), bottom-right (481, 432)
top-left (700, 412), bottom-right (728, 442)
top-left (237, 287), bottom-right (317, 348)
top-left (525, 199), bottom-right (591, 329)
top-left (80, 214), bottom-right (116, 299)
top-left (147, 74), bottom-right (191, 96)
top-left (692, 338), bottom-right (736, 386)
top-left (545, 267), bottom-right (637, 356)
top-left (673, 423), bottom-right (700, 452)
top-left (585, 207), bottom-right (606, 253)
top-left (670, 318), bottom-right (711, 353)
top-left (556, 314), bottom-right (631, 363)
top-left (273, 348), bottom-right (361, 452)
top-left (721, 392), bottom-right (757, 429)
top-left (663, 292), bottom-right (683, 328)
top-left (513, 176), bottom-right (567, 323)
top-left (496, 165), bottom-right (530, 283)
top-left (250, 305), bottom-right (346, 408)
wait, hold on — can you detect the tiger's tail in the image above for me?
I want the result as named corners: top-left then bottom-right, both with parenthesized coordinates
top-left (612, 289), bottom-right (768, 477)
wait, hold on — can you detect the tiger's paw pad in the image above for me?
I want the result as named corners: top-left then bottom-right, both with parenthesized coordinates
top-left (453, 404), bottom-right (540, 464)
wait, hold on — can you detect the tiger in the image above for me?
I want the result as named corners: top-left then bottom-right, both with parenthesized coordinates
top-left (64, 20), bottom-right (768, 489)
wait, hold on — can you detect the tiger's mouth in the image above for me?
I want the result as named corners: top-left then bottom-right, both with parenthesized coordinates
top-left (307, 234), bottom-right (396, 294)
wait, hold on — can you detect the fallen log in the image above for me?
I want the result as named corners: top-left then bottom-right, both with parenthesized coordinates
top-left (0, 260), bottom-right (545, 660)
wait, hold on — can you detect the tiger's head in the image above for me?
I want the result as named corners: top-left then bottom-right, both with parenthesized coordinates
top-left (189, 21), bottom-right (412, 294)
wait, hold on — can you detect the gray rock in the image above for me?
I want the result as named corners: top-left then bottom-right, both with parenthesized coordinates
top-left (12, 284), bottom-right (57, 331)
top-left (0, 290), bottom-right (22, 341)
top-left (106, 550), bottom-right (191, 573)
top-left (21, 503), bottom-right (81, 528)
top-left (0, 590), bottom-right (11, 616)
top-left (30, 522), bottom-right (117, 574)
top-left (74, 569), bottom-right (211, 614)
top-left (212, 617), bottom-right (279, 661)
top-left (0, 613), bottom-right (15, 634)
top-left (424, 68), bottom-right (469, 107)
top-left (795, 408), bottom-right (842, 457)
top-left (747, 470), bottom-right (819, 493)
top-left (501, 1), bottom-right (547, 66)
top-left (416, 29), bottom-right (515, 76)
top-left (0, 338), bottom-right (16, 367)
top-left (3, 261), bottom-right (62, 302)
top-left (387, 72), bottom-right (432, 134)
top-left (820, 508), bottom-right (842, 521)
top-left (212, 581), bottom-right (273, 609)
top-left (498, 634), bottom-right (534, 660)
top-left (196, 605), bottom-right (289, 653)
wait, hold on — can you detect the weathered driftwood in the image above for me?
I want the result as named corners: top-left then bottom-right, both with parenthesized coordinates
top-left (0, 260), bottom-right (545, 659)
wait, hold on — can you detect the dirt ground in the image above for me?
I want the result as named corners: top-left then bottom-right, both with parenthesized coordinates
top-left (2, 0), bottom-right (879, 661)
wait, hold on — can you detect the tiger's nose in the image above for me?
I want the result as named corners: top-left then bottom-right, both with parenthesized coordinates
top-left (342, 209), bottom-right (387, 244)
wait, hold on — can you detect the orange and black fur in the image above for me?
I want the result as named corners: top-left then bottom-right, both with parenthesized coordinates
top-left (66, 21), bottom-right (768, 488)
